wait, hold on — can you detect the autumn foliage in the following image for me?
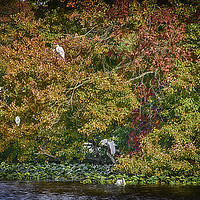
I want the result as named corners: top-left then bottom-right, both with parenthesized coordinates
top-left (0, 0), bottom-right (199, 176)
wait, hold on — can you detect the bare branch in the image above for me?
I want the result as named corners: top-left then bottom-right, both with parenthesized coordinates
top-left (126, 69), bottom-right (158, 82)
top-left (35, 147), bottom-right (59, 160)
top-left (64, 25), bottom-right (97, 38)
top-left (106, 152), bottom-right (116, 164)
top-left (67, 79), bottom-right (90, 92)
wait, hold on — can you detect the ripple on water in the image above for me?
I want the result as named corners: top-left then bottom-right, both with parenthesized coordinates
top-left (0, 181), bottom-right (200, 200)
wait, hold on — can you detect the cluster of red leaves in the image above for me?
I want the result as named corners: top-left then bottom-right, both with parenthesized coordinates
top-left (108, 0), bottom-right (131, 19)
top-left (114, 7), bottom-right (193, 153)
top-left (128, 85), bottom-right (163, 153)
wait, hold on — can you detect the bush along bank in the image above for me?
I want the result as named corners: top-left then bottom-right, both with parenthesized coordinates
top-left (0, 162), bottom-right (200, 186)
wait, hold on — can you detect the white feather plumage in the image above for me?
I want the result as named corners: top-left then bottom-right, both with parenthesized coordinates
top-left (115, 178), bottom-right (126, 186)
top-left (108, 141), bottom-right (116, 155)
top-left (55, 44), bottom-right (65, 59)
top-left (15, 116), bottom-right (20, 126)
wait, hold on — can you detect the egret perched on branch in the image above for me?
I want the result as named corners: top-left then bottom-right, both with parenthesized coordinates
top-left (101, 139), bottom-right (116, 155)
top-left (15, 116), bottom-right (20, 126)
top-left (55, 44), bottom-right (65, 59)
top-left (108, 141), bottom-right (116, 155)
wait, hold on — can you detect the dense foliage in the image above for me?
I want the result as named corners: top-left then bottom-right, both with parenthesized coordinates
top-left (0, 0), bottom-right (199, 181)
top-left (1, 162), bottom-right (200, 185)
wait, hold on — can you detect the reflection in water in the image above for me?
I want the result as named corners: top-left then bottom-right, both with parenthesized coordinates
top-left (0, 181), bottom-right (200, 200)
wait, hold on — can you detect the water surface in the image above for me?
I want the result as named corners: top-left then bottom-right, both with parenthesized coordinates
top-left (0, 181), bottom-right (200, 200)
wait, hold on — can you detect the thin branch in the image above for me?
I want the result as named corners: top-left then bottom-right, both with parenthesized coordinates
top-left (67, 79), bottom-right (90, 92)
top-left (106, 152), bottom-right (116, 164)
top-left (126, 69), bottom-right (158, 82)
top-left (99, 35), bottom-right (114, 42)
top-left (50, 79), bottom-right (90, 126)
top-left (92, 139), bottom-right (104, 164)
top-left (70, 82), bottom-right (79, 110)
top-left (64, 25), bottom-right (97, 38)
top-left (35, 147), bottom-right (58, 160)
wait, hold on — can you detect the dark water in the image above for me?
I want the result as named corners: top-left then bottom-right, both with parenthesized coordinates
top-left (0, 181), bottom-right (200, 200)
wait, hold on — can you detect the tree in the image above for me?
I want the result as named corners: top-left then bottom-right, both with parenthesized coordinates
top-left (0, 2), bottom-right (139, 162)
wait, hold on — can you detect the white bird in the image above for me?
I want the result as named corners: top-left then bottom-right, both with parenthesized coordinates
top-left (115, 178), bottom-right (126, 186)
top-left (83, 143), bottom-right (94, 153)
top-left (101, 139), bottom-right (117, 155)
top-left (55, 44), bottom-right (65, 59)
top-left (101, 139), bottom-right (108, 146)
top-left (15, 116), bottom-right (20, 126)
top-left (108, 141), bottom-right (116, 155)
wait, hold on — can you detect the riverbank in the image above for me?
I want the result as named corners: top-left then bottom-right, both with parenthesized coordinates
top-left (0, 162), bottom-right (199, 186)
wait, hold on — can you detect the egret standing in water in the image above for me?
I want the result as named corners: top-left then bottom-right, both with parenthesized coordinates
top-left (115, 178), bottom-right (126, 186)
top-left (55, 44), bottom-right (65, 59)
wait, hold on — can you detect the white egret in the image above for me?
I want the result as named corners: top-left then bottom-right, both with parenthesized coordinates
top-left (83, 142), bottom-right (94, 153)
top-left (108, 141), bottom-right (116, 155)
top-left (101, 139), bottom-right (108, 146)
top-left (15, 116), bottom-right (20, 126)
top-left (115, 178), bottom-right (126, 186)
top-left (101, 139), bottom-right (117, 155)
top-left (55, 44), bottom-right (65, 59)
